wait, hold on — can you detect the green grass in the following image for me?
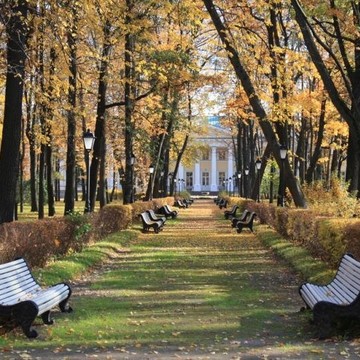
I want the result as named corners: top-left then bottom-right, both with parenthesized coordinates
top-left (34, 230), bottom-right (138, 285)
top-left (256, 225), bottom-right (335, 284)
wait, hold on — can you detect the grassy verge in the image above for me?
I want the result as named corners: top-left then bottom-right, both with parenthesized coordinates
top-left (256, 225), bottom-right (335, 284)
top-left (34, 230), bottom-right (138, 285)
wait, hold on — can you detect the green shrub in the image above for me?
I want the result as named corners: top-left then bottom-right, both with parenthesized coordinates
top-left (67, 211), bottom-right (93, 252)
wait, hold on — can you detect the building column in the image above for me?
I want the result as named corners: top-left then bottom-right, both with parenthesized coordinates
top-left (228, 148), bottom-right (234, 193)
top-left (178, 163), bottom-right (185, 192)
top-left (210, 146), bottom-right (217, 191)
top-left (194, 162), bottom-right (201, 191)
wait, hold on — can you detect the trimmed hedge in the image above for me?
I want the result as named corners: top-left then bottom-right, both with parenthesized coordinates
top-left (240, 200), bottom-right (360, 267)
top-left (0, 197), bottom-right (174, 268)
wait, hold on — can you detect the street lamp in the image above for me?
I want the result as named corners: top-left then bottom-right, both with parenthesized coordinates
top-left (174, 178), bottom-right (177, 197)
top-left (255, 158), bottom-right (262, 202)
top-left (83, 129), bottom-right (95, 213)
top-left (244, 167), bottom-right (249, 198)
top-left (160, 170), bottom-right (164, 197)
top-left (269, 163), bottom-right (275, 203)
top-left (228, 177), bottom-right (232, 197)
top-left (237, 172), bottom-right (241, 197)
top-left (131, 153), bottom-right (136, 202)
top-left (232, 174), bottom-right (236, 197)
top-left (168, 172), bottom-right (173, 196)
top-left (149, 164), bottom-right (154, 201)
top-left (279, 145), bottom-right (287, 207)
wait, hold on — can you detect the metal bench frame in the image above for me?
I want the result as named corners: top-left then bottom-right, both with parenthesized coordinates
top-left (224, 205), bottom-right (239, 219)
top-left (236, 212), bottom-right (256, 233)
top-left (156, 205), bottom-right (178, 219)
top-left (299, 253), bottom-right (360, 338)
top-left (139, 212), bottom-right (163, 233)
top-left (231, 209), bottom-right (250, 227)
top-left (146, 209), bottom-right (166, 225)
top-left (0, 258), bottom-right (72, 338)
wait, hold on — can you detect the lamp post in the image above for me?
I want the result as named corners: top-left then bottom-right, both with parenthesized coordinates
top-left (130, 153), bottom-right (136, 203)
top-left (228, 177), bottom-right (232, 197)
top-left (279, 145), bottom-right (287, 207)
top-left (225, 178), bottom-right (228, 195)
top-left (269, 163), bottom-right (275, 203)
top-left (244, 167), bottom-right (249, 198)
top-left (168, 172), bottom-right (173, 196)
top-left (174, 178), bottom-right (177, 197)
top-left (232, 174), bottom-right (236, 197)
top-left (149, 164), bottom-right (154, 201)
top-left (255, 158), bottom-right (262, 202)
top-left (237, 172), bottom-right (241, 197)
top-left (83, 129), bottom-right (95, 213)
top-left (160, 170), bottom-right (164, 197)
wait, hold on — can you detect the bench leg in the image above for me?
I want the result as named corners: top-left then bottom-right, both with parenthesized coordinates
top-left (41, 310), bottom-right (54, 325)
top-left (12, 301), bottom-right (39, 338)
top-left (59, 296), bottom-right (73, 313)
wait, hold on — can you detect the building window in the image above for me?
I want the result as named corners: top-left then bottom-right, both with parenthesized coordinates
top-left (219, 172), bottom-right (225, 186)
top-left (202, 149), bottom-right (210, 160)
top-left (202, 172), bottom-right (209, 186)
top-left (186, 172), bottom-right (193, 187)
top-left (218, 149), bottom-right (227, 160)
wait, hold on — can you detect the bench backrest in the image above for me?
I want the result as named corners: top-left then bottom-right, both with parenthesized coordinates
top-left (140, 211), bottom-right (153, 224)
top-left (231, 210), bottom-right (250, 226)
top-left (246, 212), bottom-right (256, 224)
top-left (0, 258), bottom-right (40, 306)
top-left (333, 254), bottom-right (360, 295)
top-left (164, 205), bottom-right (174, 213)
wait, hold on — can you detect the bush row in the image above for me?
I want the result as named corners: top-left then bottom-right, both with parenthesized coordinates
top-left (225, 196), bottom-right (360, 267)
top-left (0, 197), bottom-right (173, 268)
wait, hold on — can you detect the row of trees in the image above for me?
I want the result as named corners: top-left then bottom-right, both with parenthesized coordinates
top-left (0, 0), bottom-right (357, 223)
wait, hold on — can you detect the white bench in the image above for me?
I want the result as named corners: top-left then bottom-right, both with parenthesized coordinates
top-left (0, 258), bottom-right (72, 338)
top-left (299, 253), bottom-right (360, 338)
top-left (139, 211), bottom-right (163, 233)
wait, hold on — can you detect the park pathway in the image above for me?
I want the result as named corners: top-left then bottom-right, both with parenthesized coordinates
top-left (8, 199), bottom-right (360, 359)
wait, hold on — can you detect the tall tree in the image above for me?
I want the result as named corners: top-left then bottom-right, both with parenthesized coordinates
top-left (0, 1), bottom-right (29, 223)
top-left (291, 0), bottom-right (360, 195)
top-left (64, 2), bottom-right (79, 215)
top-left (203, 0), bottom-right (307, 207)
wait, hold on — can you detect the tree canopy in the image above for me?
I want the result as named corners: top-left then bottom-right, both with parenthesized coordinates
top-left (0, 0), bottom-right (357, 222)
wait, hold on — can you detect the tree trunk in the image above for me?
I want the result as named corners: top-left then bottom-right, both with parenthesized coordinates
top-left (123, 1), bottom-right (136, 205)
top-left (64, 6), bottom-right (78, 215)
top-left (0, 1), bottom-right (29, 223)
top-left (89, 20), bottom-right (112, 210)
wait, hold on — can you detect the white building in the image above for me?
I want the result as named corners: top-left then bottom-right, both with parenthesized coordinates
top-left (176, 117), bottom-right (237, 195)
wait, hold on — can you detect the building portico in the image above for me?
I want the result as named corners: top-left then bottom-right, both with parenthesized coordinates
top-left (176, 123), bottom-right (236, 195)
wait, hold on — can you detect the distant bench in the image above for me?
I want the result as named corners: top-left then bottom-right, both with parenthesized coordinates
top-left (299, 253), bottom-right (360, 338)
top-left (139, 211), bottom-right (164, 233)
top-left (0, 258), bottom-right (72, 338)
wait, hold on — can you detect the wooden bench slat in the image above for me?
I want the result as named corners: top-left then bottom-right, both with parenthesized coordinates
top-left (0, 258), bottom-right (26, 273)
top-left (338, 263), bottom-right (360, 287)
top-left (0, 283), bottom-right (41, 305)
top-left (335, 270), bottom-right (360, 295)
top-left (330, 279), bottom-right (357, 303)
